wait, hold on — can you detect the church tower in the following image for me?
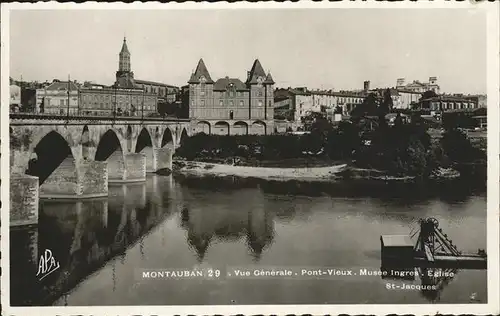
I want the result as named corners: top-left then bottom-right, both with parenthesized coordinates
top-left (115, 37), bottom-right (135, 88)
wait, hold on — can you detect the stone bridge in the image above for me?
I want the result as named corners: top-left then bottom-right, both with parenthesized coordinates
top-left (9, 114), bottom-right (191, 227)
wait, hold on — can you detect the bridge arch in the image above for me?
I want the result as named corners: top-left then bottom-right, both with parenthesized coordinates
top-left (95, 129), bottom-right (126, 181)
top-left (126, 125), bottom-right (133, 153)
top-left (251, 120), bottom-right (266, 135)
top-left (179, 128), bottom-right (189, 147)
top-left (161, 128), bottom-right (174, 148)
top-left (213, 121), bottom-right (230, 136)
top-left (195, 121), bottom-right (211, 135)
top-left (233, 121), bottom-right (248, 136)
top-left (26, 131), bottom-right (79, 195)
top-left (135, 127), bottom-right (155, 172)
top-left (81, 125), bottom-right (91, 160)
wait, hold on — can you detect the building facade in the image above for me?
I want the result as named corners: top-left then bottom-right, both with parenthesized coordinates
top-left (464, 94), bottom-right (487, 108)
top-left (78, 85), bottom-right (157, 117)
top-left (35, 80), bottom-right (79, 114)
top-left (395, 90), bottom-right (422, 109)
top-left (396, 77), bottom-right (440, 94)
top-left (333, 91), bottom-right (365, 115)
top-left (135, 80), bottom-right (179, 104)
top-left (420, 95), bottom-right (478, 112)
top-left (288, 88), bottom-right (365, 121)
top-left (189, 58), bottom-right (275, 135)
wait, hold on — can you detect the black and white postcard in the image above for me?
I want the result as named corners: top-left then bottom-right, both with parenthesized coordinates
top-left (1, 2), bottom-right (499, 315)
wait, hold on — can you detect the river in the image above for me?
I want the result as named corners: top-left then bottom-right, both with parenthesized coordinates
top-left (10, 174), bottom-right (487, 306)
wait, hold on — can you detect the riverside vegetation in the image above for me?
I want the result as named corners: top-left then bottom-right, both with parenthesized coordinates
top-left (175, 90), bottom-right (486, 182)
top-left (174, 121), bottom-right (485, 182)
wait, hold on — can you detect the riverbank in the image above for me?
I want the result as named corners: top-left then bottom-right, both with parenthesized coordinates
top-left (172, 160), bottom-right (466, 183)
top-left (173, 160), bottom-right (349, 182)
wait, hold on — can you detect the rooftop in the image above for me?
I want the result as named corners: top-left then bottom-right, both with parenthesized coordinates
top-left (246, 59), bottom-right (267, 84)
top-left (188, 58), bottom-right (214, 84)
top-left (213, 77), bottom-right (248, 91)
top-left (135, 79), bottom-right (178, 89)
top-left (421, 95), bottom-right (477, 103)
top-left (44, 81), bottom-right (80, 91)
top-left (120, 37), bottom-right (130, 55)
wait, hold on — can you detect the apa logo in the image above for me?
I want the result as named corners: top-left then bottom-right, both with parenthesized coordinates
top-left (36, 249), bottom-right (60, 280)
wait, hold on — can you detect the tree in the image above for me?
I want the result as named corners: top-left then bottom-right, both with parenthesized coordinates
top-left (351, 93), bottom-right (379, 118)
top-left (441, 128), bottom-right (483, 164)
top-left (394, 113), bottom-right (403, 127)
top-left (379, 89), bottom-right (393, 113)
top-left (326, 121), bottom-right (361, 160)
top-left (421, 90), bottom-right (438, 100)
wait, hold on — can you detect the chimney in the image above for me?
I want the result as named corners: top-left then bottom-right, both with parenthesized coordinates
top-left (363, 80), bottom-right (370, 92)
top-left (247, 71), bottom-right (251, 81)
top-left (397, 78), bottom-right (405, 87)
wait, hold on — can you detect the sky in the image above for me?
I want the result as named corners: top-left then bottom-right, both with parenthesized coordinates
top-left (10, 8), bottom-right (486, 94)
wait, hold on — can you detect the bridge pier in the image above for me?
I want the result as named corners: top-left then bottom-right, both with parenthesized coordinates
top-left (124, 153), bottom-right (147, 182)
top-left (139, 147), bottom-right (156, 173)
top-left (10, 174), bottom-right (39, 227)
top-left (154, 147), bottom-right (174, 173)
top-left (40, 158), bottom-right (108, 199)
top-left (107, 151), bottom-right (146, 183)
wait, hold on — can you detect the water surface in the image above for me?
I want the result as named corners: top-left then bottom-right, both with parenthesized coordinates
top-left (10, 175), bottom-right (487, 305)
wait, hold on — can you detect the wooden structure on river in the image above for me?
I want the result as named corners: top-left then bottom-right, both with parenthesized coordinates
top-left (381, 217), bottom-right (487, 270)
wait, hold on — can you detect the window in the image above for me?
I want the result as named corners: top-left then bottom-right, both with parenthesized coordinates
top-left (60, 99), bottom-right (65, 106)
top-left (229, 100), bottom-right (233, 106)
top-left (258, 90), bottom-right (263, 97)
top-left (200, 100), bottom-right (205, 107)
top-left (201, 90), bottom-right (205, 96)
top-left (269, 101), bottom-right (272, 107)
top-left (219, 100), bottom-right (224, 106)
top-left (240, 100), bottom-right (244, 107)
top-left (258, 101), bottom-right (263, 107)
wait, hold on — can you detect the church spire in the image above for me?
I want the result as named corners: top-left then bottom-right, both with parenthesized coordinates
top-left (120, 37), bottom-right (130, 55)
top-left (118, 37), bottom-right (131, 72)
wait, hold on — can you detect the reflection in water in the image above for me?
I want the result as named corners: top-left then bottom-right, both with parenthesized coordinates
top-left (180, 203), bottom-right (275, 262)
top-left (10, 174), bottom-right (487, 306)
top-left (10, 177), bottom-right (176, 306)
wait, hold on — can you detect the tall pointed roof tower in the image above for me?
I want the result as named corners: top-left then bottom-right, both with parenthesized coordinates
top-left (116, 36), bottom-right (135, 88)
top-left (264, 72), bottom-right (275, 85)
top-left (118, 37), bottom-right (131, 72)
top-left (120, 37), bottom-right (130, 55)
top-left (246, 59), bottom-right (267, 85)
top-left (188, 58), bottom-right (214, 84)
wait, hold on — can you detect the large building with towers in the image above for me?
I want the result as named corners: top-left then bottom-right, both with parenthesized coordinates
top-left (188, 58), bottom-right (275, 135)
top-left (396, 77), bottom-right (440, 94)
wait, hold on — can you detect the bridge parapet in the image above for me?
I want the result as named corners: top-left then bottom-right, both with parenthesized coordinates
top-left (9, 117), bottom-right (192, 227)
